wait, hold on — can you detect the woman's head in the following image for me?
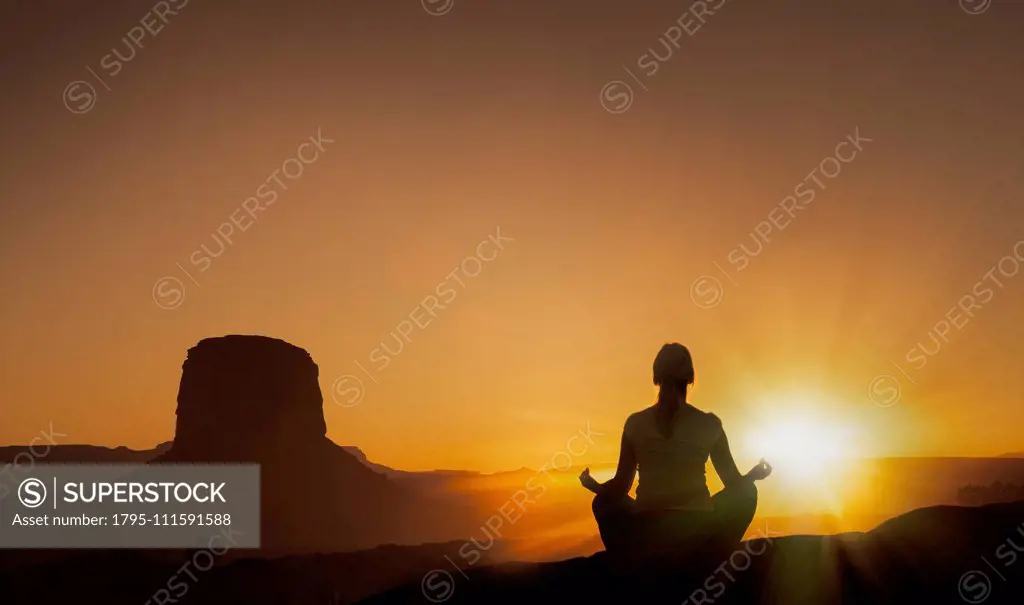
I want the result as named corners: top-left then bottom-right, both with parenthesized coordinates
top-left (653, 343), bottom-right (695, 401)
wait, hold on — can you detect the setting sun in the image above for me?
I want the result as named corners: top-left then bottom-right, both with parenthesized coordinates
top-left (745, 408), bottom-right (857, 482)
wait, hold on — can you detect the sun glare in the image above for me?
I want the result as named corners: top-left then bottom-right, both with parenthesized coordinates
top-left (743, 401), bottom-right (858, 485)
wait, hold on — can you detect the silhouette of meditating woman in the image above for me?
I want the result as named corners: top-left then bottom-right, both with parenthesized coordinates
top-left (580, 343), bottom-right (772, 556)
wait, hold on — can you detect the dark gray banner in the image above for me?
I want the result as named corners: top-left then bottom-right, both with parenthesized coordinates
top-left (0, 464), bottom-right (260, 548)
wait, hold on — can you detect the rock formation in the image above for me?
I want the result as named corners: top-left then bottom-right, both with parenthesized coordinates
top-left (156, 335), bottom-right (471, 554)
top-left (163, 335), bottom-right (327, 462)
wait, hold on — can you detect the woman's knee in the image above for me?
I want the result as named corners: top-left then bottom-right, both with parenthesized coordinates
top-left (592, 493), bottom-right (617, 516)
top-left (721, 480), bottom-right (757, 500)
top-left (716, 481), bottom-right (758, 517)
top-left (729, 480), bottom-right (757, 501)
top-left (737, 481), bottom-right (758, 511)
top-left (592, 492), bottom-right (631, 522)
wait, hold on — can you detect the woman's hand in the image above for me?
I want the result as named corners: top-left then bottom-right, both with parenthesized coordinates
top-left (579, 467), bottom-right (600, 493)
top-left (747, 458), bottom-right (773, 481)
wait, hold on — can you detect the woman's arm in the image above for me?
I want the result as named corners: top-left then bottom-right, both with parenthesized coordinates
top-left (580, 433), bottom-right (637, 498)
top-left (711, 427), bottom-right (773, 487)
top-left (710, 429), bottom-right (745, 488)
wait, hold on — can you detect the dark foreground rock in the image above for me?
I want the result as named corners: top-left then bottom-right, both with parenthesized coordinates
top-left (0, 501), bottom-right (1020, 604)
top-left (0, 541), bottom-right (511, 605)
top-left (361, 500), bottom-right (1024, 605)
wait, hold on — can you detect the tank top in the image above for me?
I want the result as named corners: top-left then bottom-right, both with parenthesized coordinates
top-left (623, 405), bottom-right (722, 512)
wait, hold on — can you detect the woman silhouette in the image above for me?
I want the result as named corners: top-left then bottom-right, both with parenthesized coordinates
top-left (580, 343), bottom-right (772, 556)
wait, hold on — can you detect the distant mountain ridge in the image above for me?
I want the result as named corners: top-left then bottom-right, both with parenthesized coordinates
top-left (6, 444), bottom-right (1024, 512)
top-left (0, 442), bottom-right (171, 463)
top-left (339, 446), bottom-right (484, 478)
top-left (0, 442), bottom-right (492, 477)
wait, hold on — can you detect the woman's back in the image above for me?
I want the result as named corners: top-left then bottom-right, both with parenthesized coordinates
top-left (624, 404), bottom-right (722, 512)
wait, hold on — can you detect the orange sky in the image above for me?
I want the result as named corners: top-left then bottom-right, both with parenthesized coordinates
top-left (1, 0), bottom-right (1022, 472)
